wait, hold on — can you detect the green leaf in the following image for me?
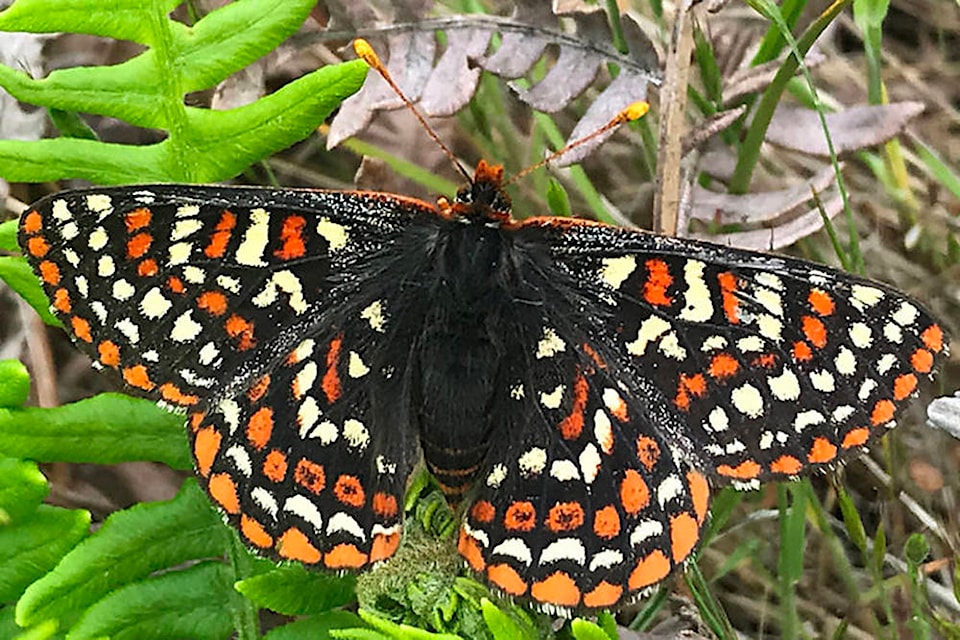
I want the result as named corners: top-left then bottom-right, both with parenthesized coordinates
top-left (181, 59), bottom-right (367, 183)
top-left (570, 618), bottom-right (612, 640)
top-left (905, 533), bottom-right (930, 566)
top-left (0, 0), bottom-right (181, 43)
top-left (0, 359), bottom-right (30, 408)
top-left (235, 564), bottom-right (356, 616)
top-left (264, 611), bottom-right (366, 640)
top-left (0, 456), bottom-right (48, 524)
top-left (837, 485), bottom-right (867, 554)
top-left (15, 480), bottom-right (227, 627)
top-left (67, 561), bottom-right (240, 640)
top-left (12, 619), bottom-right (58, 640)
top-left (0, 505), bottom-right (89, 603)
top-left (0, 218), bottom-right (17, 251)
top-left (545, 178), bottom-right (571, 217)
top-left (0, 392), bottom-right (190, 469)
top-left (357, 609), bottom-right (462, 640)
top-left (481, 599), bottom-right (532, 640)
top-left (0, 256), bottom-right (60, 326)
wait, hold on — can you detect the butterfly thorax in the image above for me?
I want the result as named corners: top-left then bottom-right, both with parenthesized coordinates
top-left (444, 160), bottom-right (512, 223)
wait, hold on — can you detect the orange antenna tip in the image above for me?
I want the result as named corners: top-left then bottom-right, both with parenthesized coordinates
top-left (353, 39), bottom-right (382, 69)
top-left (622, 101), bottom-right (650, 122)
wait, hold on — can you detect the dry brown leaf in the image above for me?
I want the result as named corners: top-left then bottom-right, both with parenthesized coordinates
top-left (764, 102), bottom-right (925, 157)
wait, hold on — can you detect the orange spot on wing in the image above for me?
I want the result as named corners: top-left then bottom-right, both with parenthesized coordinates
top-left (126, 232), bottom-right (152, 259)
top-left (643, 259), bottom-right (673, 306)
top-left (39, 261), bottom-right (60, 285)
top-left (193, 426), bottom-right (221, 477)
top-left (546, 501), bottom-right (585, 532)
top-left (370, 530), bottom-right (400, 562)
top-left (670, 512), bottom-right (699, 562)
top-left (593, 505), bottom-right (620, 539)
top-left (458, 528), bottom-right (486, 571)
top-left (53, 288), bottom-right (72, 313)
top-left (687, 470), bottom-right (710, 524)
top-left (581, 342), bottom-right (607, 370)
top-left (584, 581), bottom-right (622, 609)
top-left (333, 474), bottom-right (365, 508)
top-left (279, 527), bottom-right (322, 564)
top-left (71, 316), bottom-right (92, 343)
top-left (322, 335), bottom-right (343, 403)
top-left (294, 458), bottom-right (325, 493)
top-left (841, 427), bottom-right (870, 449)
top-left (122, 364), bottom-right (154, 390)
top-left (893, 373), bottom-right (917, 400)
top-left (911, 348), bottom-right (933, 373)
top-left (27, 236), bottom-right (50, 258)
top-left (22, 210), bottom-right (42, 234)
top-left (124, 207), bottom-right (151, 232)
top-left (488, 563), bottom-right (528, 596)
top-left (708, 353), bottom-right (739, 380)
top-left (247, 374), bottom-right (270, 403)
top-left (504, 501), bottom-right (536, 531)
top-left (808, 437), bottom-right (837, 464)
top-left (607, 393), bottom-right (629, 422)
top-left (635, 436), bottom-right (661, 470)
top-left (531, 571), bottom-right (581, 607)
top-left (372, 492), bottom-right (399, 518)
top-left (628, 550), bottom-right (671, 590)
top-left (323, 542), bottom-right (368, 569)
top-left (620, 469), bottom-right (650, 514)
top-left (241, 514), bottom-right (273, 548)
top-left (247, 407), bottom-right (274, 450)
top-left (675, 373), bottom-right (707, 411)
top-left (137, 258), bottom-right (158, 277)
top-left (808, 289), bottom-right (835, 316)
top-left (751, 353), bottom-right (778, 369)
top-left (871, 399), bottom-right (895, 426)
top-left (717, 460), bottom-right (761, 479)
top-left (770, 455), bottom-right (802, 475)
top-left (263, 450), bottom-right (288, 482)
top-left (801, 316), bottom-right (828, 349)
top-left (792, 341), bottom-right (813, 362)
top-left (189, 411), bottom-right (205, 432)
top-left (98, 340), bottom-right (120, 367)
top-left (197, 291), bottom-right (228, 316)
top-left (558, 372), bottom-right (588, 439)
top-left (274, 215), bottom-right (306, 260)
top-left (470, 500), bottom-right (495, 523)
top-left (204, 210), bottom-right (236, 258)
top-left (921, 324), bottom-right (944, 352)
top-left (717, 272), bottom-right (740, 323)
top-left (225, 314), bottom-right (256, 350)
top-left (208, 472), bottom-right (239, 514)
top-left (166, 276), bottom-right (185, 294)
top-left (159, 382), bottom-right (199, 406)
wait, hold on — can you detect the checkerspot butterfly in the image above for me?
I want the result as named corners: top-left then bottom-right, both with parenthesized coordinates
top-left (16, 44), bottom-right (949, 615)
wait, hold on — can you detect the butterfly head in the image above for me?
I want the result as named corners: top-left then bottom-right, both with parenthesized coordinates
top-left (450, 160), bottom-right (512, 222)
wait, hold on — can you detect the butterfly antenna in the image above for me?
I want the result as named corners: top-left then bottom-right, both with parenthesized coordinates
top-left (353, 39), bottom-right (472, 183)
top-left (503, 102), bottom-right (650, 187)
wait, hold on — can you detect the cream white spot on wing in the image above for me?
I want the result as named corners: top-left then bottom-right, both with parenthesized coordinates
top-left (250, 487), bottom-right (279, 519)
top-left (725, 439), bottom-right (746, 454)
top-left (658, 331), bottom-right (688, 360)
top-left (142, 350), bottom-right (158, 363)
top-left (759, 431), bottom-right (774, 449)
top-left (111, 279), bottom-right (135, 302)
top-left (539, 384), bottom-right (565, 410)
top-left (630, 520), bottom-right (663, 546)
top-left (589, 549), bottom-right (624, 571)
top-left (832, 405), bottom-right (855, 423)
top-left (235, 208), bottom-right (270, 267)
top-left (168, 242), bottom-right (192, 265)
top-left (326, 511), bottom-right (365, 541)
top-left (549, 459), bottom-right (580, 481)
top-left (63, 248), bottom-right (80, 268)
top-left (834, 346), bottom-right (857, 375)
top-left (754, 287), bottom-right (783, 316)
top-left (794, 410), bottom-right (825, 432)
top-left (85, 194), bottom-right (112, 214)
top-left (60, 221), bottom-right (79, 241)
top-left (74, 275), bottom-right (88, 298)
top-left (309, 419), bottom-right (338, 445)
top-left (182, 265), bottom-right (206, 284)
top-left (536, 327), bottom-right (566, 359)
top-left (170, 310), bottom-right (202, 342)
top-left (678, 260), bottom-right (713, 322)
top-left (293, 362), bottom-right (317, 400)
top-left (883, 322), bottom-right (904, 344)
top-left (737, 336), bottom-right (764, 353)
top-left (139, 287), bottom-right (172, 319)
top-left (492, 538), bottom-right (533, 566)
top-left (877, 353), bottom-right (898, 375)
top-left (172, 218), bottom-right (203, 241)
top-left (376, 455), bottom-right (396, 475)
top-left (627, 316), bottom-right (671, 356)
top-left (316, 217), bottom-right (349, 251)
top-left (892, 301), bottom-right (918, 327)
top-left (218, 398), bottom-right (241, 435)
top-left (539, 538), bottom-right (586, 566)
top-left (342, 419), bottom-right (369, 450)
top-left (348, 351), bottom-right (369, 378)
top-left (851, 285), bottom-right (884, 310)
top-left (755, 272), bottom-right (783, 291)
top-left (701, 335), bottom-right (727, 352)
top-left (731, 383), bottom-right (764, 418)
top-left (706, 406), bottom-right (729, 432)
top-left (510, 383), bottom-right (524, 400)
top-left (579, 443), bottom-right (601, 484)
top-left (600, 255), bottom-right (637, 289)
top-left (284, 495), bottom-right (323, 532)
top-left (849, 322), bottom-right (873, 349)
top-left (224, 445), bottom-right (252, 477)
top-left (486, 464), bottom-right (507, 488)
top-left (858, 379), bottom-right (878, 401)
top-left (657, 475), bottom-right (684, 507)
top-left (462, 521), bottom-right (489, 548)
top-left (290, 338), bottom-right (315, 363)
top-left (360, 300), bottom-right (387, 333)
top-left (757, 314), bottom-right (783, 341)
top-left (97, 256), bottom-right (116, 278)
top-left (52, 199), bottom-right (72, 221)
top-left (176, 204), bottom-right (199, 218)
top-left (252, 270), bottom-right (306, 314)
top-left (809, 369), bottom-right (835, 392)
top-left (89, 301), bottom-right (108, 324)
top-left (593, 410), bottom-right (613, 454)
top-left (518, 447), bottom-right (547, 476)
top-left (216, 274), bottom-right (242, 295)
top-left (88, 226), bottom-right (108, 251)
top-left (198, 342), bottom-right (220, 366)
top-left (114, 317), bottom-right (140, 344)
top-left (768, 369), bottom-right (801, 401)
